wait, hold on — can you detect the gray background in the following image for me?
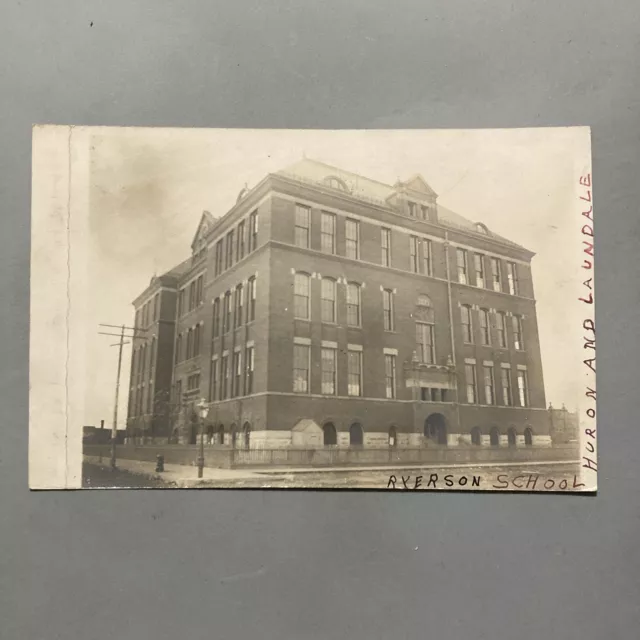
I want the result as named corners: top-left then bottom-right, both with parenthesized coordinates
top-left (1, 1), bottom-right (637, 638)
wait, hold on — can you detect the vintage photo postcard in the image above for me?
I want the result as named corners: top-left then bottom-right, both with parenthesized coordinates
top-left (29, 126), bottom-right (596, 491)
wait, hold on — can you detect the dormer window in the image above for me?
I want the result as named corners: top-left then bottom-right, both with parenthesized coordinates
top-left (323, 175), bottom-right (350, 192)
top-left (475, 222), bottom-right (489, 235)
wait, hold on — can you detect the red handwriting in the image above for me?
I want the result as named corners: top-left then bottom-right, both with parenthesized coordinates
top-left (579, 172), bottom-right (597, 474)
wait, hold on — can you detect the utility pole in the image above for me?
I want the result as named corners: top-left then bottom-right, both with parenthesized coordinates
top-left (99, 323), bottom-right (145, 470)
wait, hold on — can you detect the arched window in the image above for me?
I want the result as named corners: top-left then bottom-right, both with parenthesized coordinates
top-left (490, 426), bottom-right (500, 447)
top-left (294, 272), bottom-right (310, 319)
top-left (388, 426), bottom-right (397, 448)
top-left (324, 175), bottom-right (350, 192)
top-left (471, 426), bottom-right (482, 446)
top-left (424, 413), bottom-right (448, 445)
top-left (218, 424), bottom-right (225, 445)
top-left (475, 222), bottom-right (489, 235)
top-left (323, 422), bottom-right (337, 446)
top-left (206, 424), bottom-right (214, 444)
top-left (524, 426), bottom-right (533, 446)
top-left (243, 422), bottom-right (251, 450)
top-left (349, 422), bottom-right (363, 447)
top-left (321, 278), bottom-right (336, 323)
top-left (507, 426), bottom-right (517, 447)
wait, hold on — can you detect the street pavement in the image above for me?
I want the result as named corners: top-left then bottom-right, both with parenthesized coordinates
top-left (82, 455), bottom-right (582, 491)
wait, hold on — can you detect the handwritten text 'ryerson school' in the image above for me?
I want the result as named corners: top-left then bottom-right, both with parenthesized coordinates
top-left (386, 473), bottom-right (585, 491)
top-left (579, 172), bottom-right (597, 477)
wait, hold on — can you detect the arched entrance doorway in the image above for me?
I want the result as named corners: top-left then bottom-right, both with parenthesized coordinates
top-left (524, 427), bottom-right (533, 446)
top-left (323, 422), bottom-right (337, 446)
top-left (490, 426), bottom-right (500, 447)
top-left (349, 422), bottom-right (363, 446)
top-left (388, 426), bottom-right (398, 448)
top-left (471, 426), bottom-right (482, 446)
top-left (507, 426), bottom-right (517, 447)
top-left (424, 413), bottom-right (448, 445)
top-left (206, 424), bottom-right (214, 444)
top-left (217, 424), bottom-right (225, 445)
top-left (243, 422), bottom-right (251, 450)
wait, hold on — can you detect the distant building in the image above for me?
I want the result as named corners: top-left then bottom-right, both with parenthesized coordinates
top-left (127, 159), bottom-right (552, 451)
top-left (548, 404), bottom-right (580, 444)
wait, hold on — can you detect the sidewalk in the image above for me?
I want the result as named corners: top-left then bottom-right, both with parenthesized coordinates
top-left (85, 454), bottom-right (579, 488)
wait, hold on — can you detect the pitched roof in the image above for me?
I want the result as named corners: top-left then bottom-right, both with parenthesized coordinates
top-left (277, 158), bottom-right (527, 251)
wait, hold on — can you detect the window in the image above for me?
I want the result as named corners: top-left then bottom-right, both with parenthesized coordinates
top-left (232, 351), bottom-right (242, 397)
top-left (222, 291), bottom-right (231, 333)
top-left (189, 281), bottom-right (196, 312)
top-left (135, 309), bottom-right (140, 330)
top-left (187, 373), bottom-right (200, 392)
top-left (383, 289), bottom-right (394, 331)
top-left (524, 427), bottom-right (533, 446)
top-left (150, 338), bottom-right (156, 371)
top-left (294, 272), bottom-right (310, 319)
top-left (186, 329), bottom-right (193, 360)
top-left (215, 240), bottom-right (223, 276)
top-left (210, 359), bottom-right (218, 401)
top-left (346, 283), bottom-right (361, 327)
top-left (410, 236), bottom-right (419, 273)
top-left (146, 383), bottom-right (153, 413)
top-left (507, 262), bottom-right (519, 295)
top-left (225, 230), bottom-right (234, 269)
top-left (483, 365), bottom-right (495, 405)
top-left (212, 298), bottom-right (220, 339)
top-left (321, 348), bottom-right (337, 395)
top-left (423, 239), bottom-right (432, 276)
top-left (517, 370), bottom-right (529, 407)
top-left (465, 364), bottom-right (477, 404)
top-left (320, 212), bottom-right (336, 254)
top-left (247, 276), bottom-right (256, 322)
top-left (501, 368), bottom-right (512, 406)
top-left (420, 204), bottom-right (429, 220)
top-left (323, 422), bottom-right (337, 446)
top-left (295, 204), bottom-right (310, 248)
top-left (244, 346), bottom-right (254, 395)
top-left (471, 426), bottom-right (482, 446)
top-left (234, 284), bottom-right (243, 328)
top-left (293, 344), bottom-right (310, 393)
top-left (349, 423), bottom-right (363, 447)
top-left (491, 257), bottom-right (502, 292)
top-left (461, 304), bottom-right (473, 343)
top-left (416, 322), bottom-right (435, 364)
top-left (220, 355), bottom-right (229, 400)
top-left (512, 315), bottom-right (524, 350)
top-left (457, 249), bottom-right (468, 284)
top-left (249, 211), bottom-right (258, 252)
top-left (479, 309), bottom-right (491, 345)
top-left (153, 294), bottom-right (159, 321)
top-left (348, 350), bottom-right (362, 397)
top-left (389, 426), bottom-right (398, 447)
top-left (325, 176), bottom-right (349, 191)
top-left (474, 254), bottom-right (485, 288)
top-left (194, 324), bottom-right (201, 356)
top-left (385, 354), bottom-right (397, 399)
top-left (196, 275), bottom-right (204, 306)
top-left (345, 219), bottom-right (359, 259)
top-left (321, 278), bottom-right (336, 323)
top-left (175, 334), bottom-right (182, 364)
top-left (237, 220), bottom-right (246, 260)
top-left (408, 201), bottom-right (416, 217)
top-left (381, 228), bottom-right (391, 266)
top-left (496, 311), bottom-right (507, 348)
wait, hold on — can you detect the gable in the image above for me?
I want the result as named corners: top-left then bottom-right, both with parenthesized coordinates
top-left (404, 174), bottom-right (438, 198)
top-left (191, 210), bottom-right (215, 250)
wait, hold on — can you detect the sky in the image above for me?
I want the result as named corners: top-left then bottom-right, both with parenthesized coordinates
top-left (84, 127), bottom-right (590, 428)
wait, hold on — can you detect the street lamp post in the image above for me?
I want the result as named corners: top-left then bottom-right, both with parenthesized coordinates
top-left (196, 397), bottom-right (208, 479)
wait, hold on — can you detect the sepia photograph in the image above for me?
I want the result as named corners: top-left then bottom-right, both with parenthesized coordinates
top-left (29, 126), bottom-right (595, 491)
